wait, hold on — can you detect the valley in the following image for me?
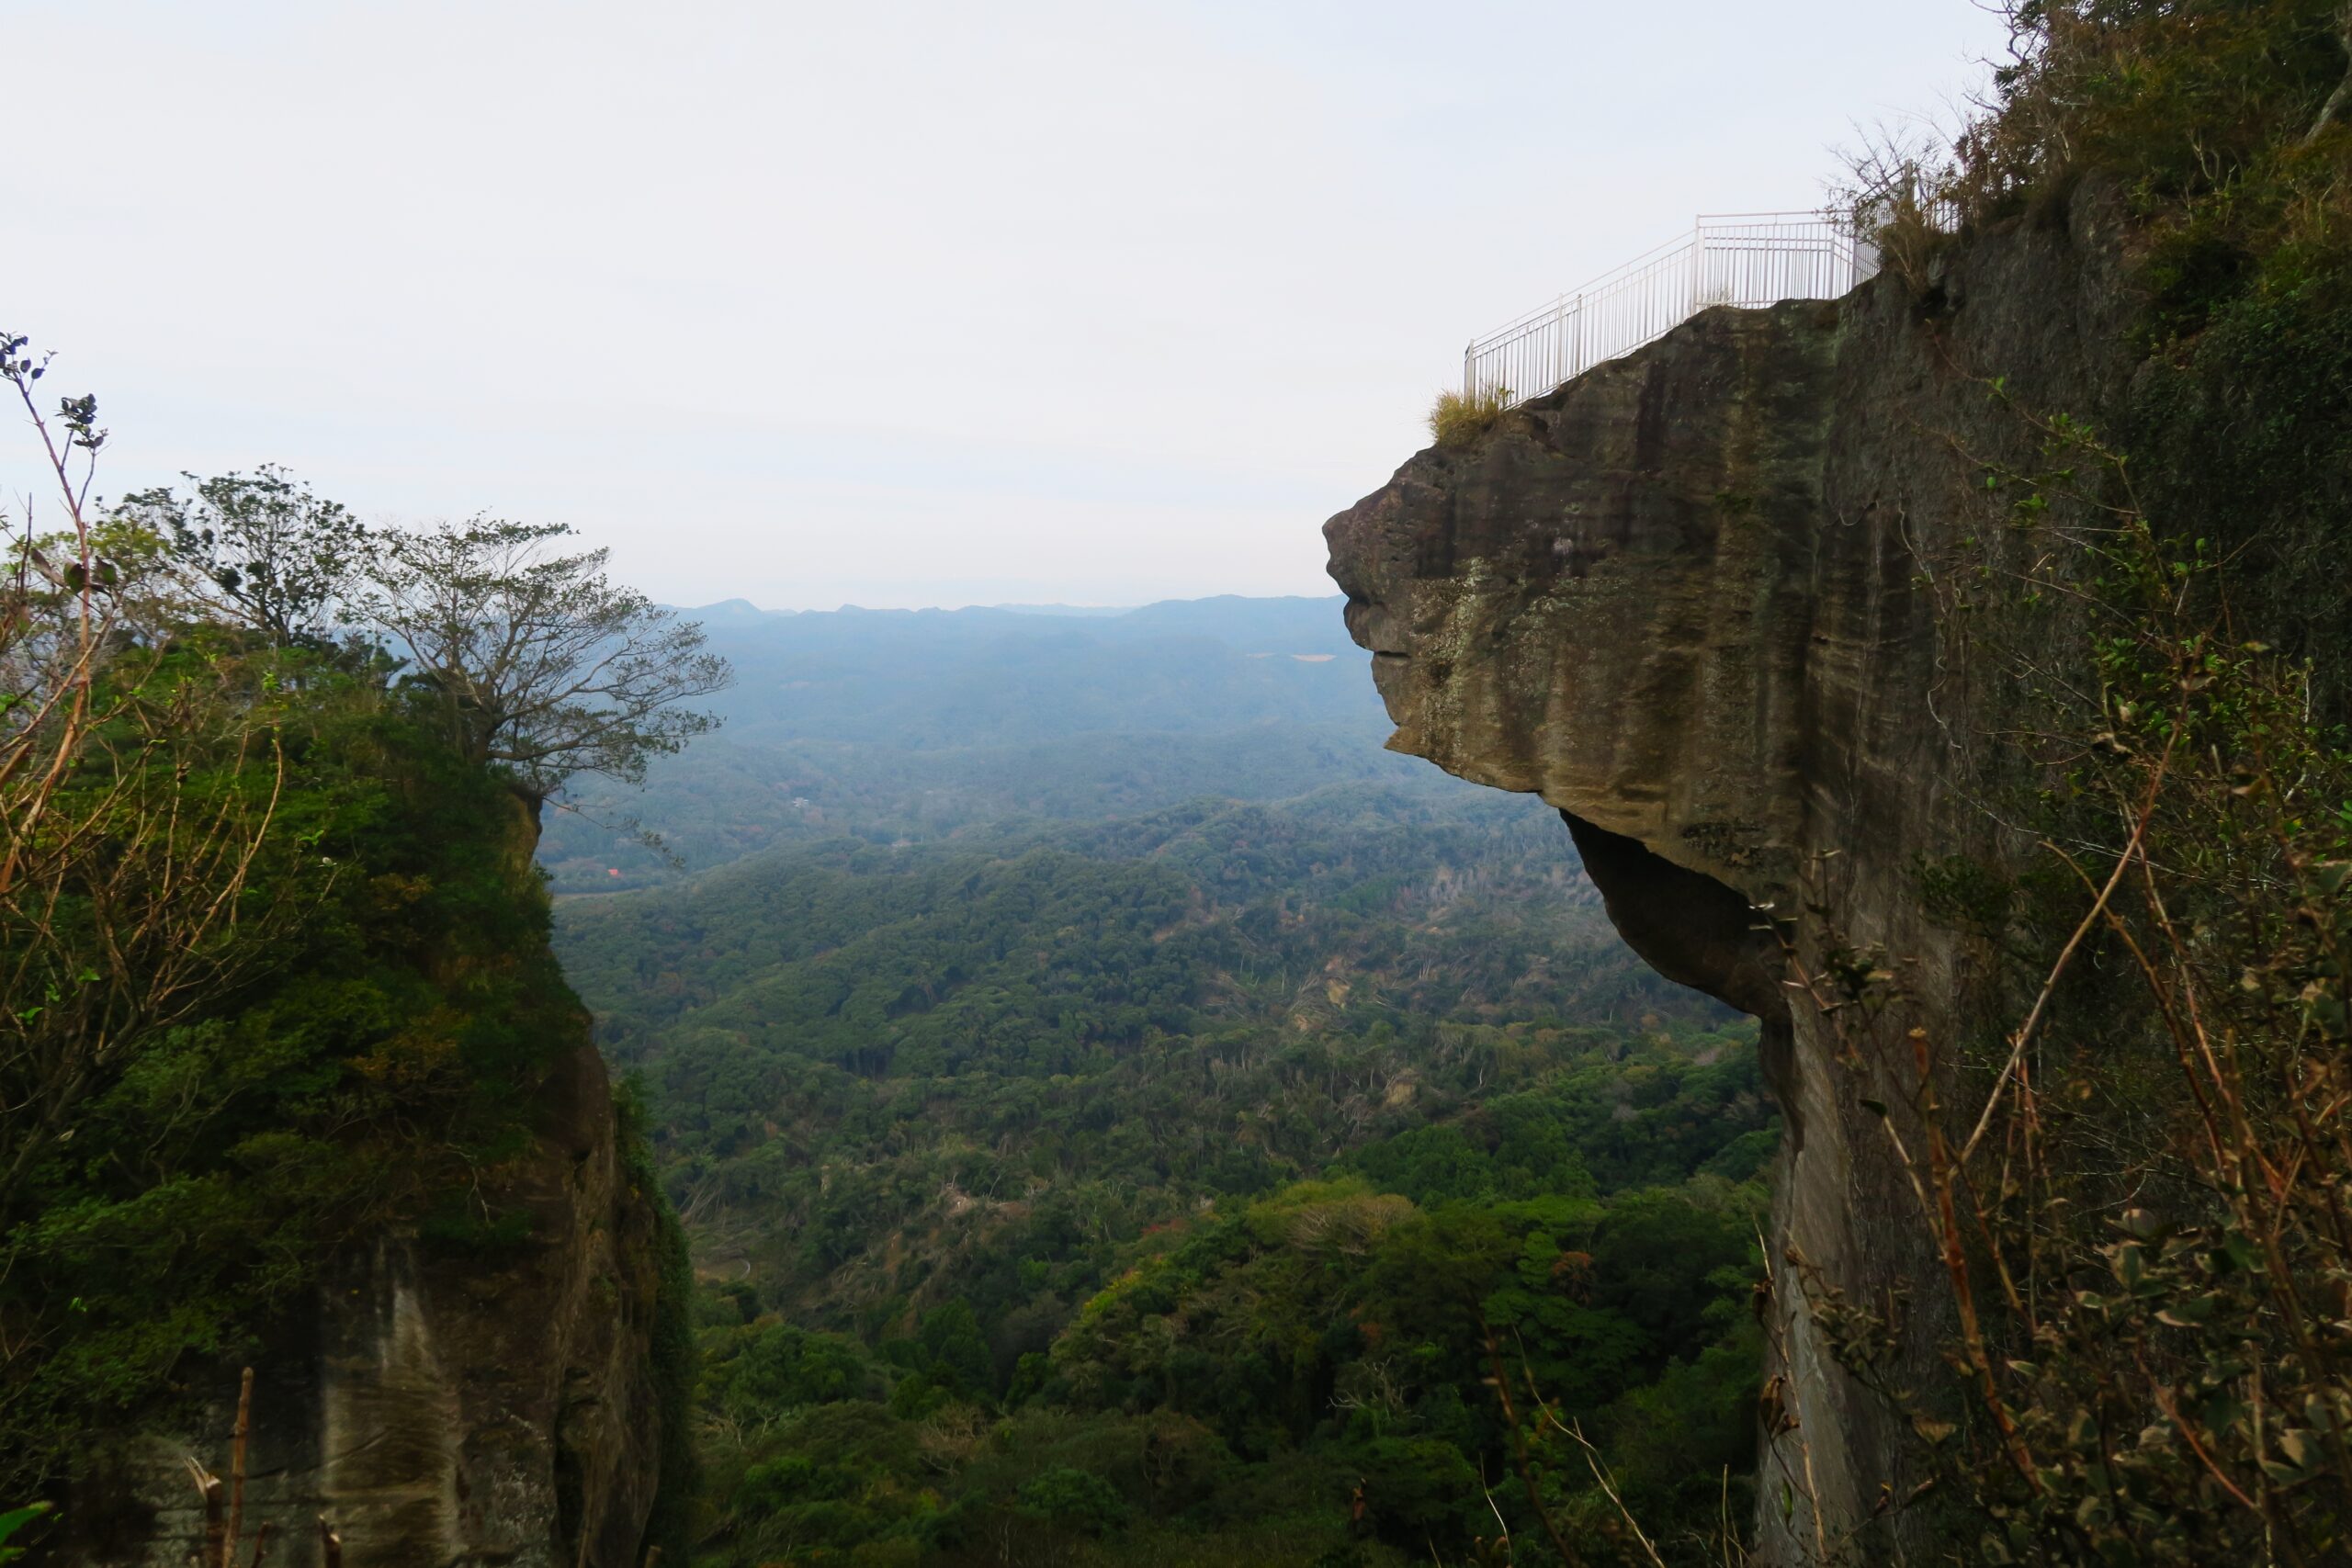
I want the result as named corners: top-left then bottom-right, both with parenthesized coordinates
top-left (549, 600), bottom-right (1775, 1565)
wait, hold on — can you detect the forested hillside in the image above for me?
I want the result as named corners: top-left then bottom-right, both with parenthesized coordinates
top-left (551, 600), bottom-right (1778, 1565)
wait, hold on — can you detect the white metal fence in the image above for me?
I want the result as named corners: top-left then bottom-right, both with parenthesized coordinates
top-left (1463, 211), bottom-right (1883, 408)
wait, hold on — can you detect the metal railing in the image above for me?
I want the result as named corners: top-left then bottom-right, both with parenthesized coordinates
top-left (1463, 211), bottom-right (1882, 408)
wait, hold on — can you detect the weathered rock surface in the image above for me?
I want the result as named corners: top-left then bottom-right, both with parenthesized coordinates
top-left (1327, 192), bottom-right (2134, 1562)
top-left (49, 1042), bottom-right (665, 1568)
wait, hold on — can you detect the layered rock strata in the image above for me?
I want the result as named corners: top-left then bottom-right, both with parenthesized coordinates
top-left (1327, 193), bottom-right (2133, 1562)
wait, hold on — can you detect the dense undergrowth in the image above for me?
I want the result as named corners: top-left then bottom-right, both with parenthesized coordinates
top-left (1793, 3), bottom-right (2352, 1562)
top-left (1873, 1), bottom-right (2352, 709)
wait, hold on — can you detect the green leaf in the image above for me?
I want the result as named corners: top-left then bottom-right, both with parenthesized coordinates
top-left (0, 1503), bottom-right (54, 1560)
top-left (2110, 1243), bottom-right (2147, 1291)
top-left (2277, 1427), bottom-right (2320, 1473)
top-left (2066, 1408), bottom-right (2098, 1450)
top-left (2155, 1293), bottom-right (2219, 1328)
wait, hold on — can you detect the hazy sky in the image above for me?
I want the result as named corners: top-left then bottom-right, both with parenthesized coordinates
top-left (7, 1), bottom-right (2008, 610)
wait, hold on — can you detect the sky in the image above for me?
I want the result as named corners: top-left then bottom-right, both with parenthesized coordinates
top-left (6, 1), bottom-right (2011, 611)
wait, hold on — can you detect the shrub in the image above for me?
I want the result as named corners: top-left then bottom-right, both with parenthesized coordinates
top-left (1427, 387), bottom-right (1510, 449)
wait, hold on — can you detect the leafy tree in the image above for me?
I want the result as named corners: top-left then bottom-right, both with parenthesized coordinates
top-left (710, 1323), bottom-right (874, 1422)
top-left (356, 517), bottom-right (730, 809)
top-left (916, 1300), bottom-right (993, 1400)
top-left (1015, 1466), bottom-right (1128, 1536)
top-left (1348, 1436), bottom-right (1477, 1540)
top-left (0, 1504), bottom-right (48, 1563)
top-left (118, 466), bottom-right (367, 648)
top-left (1344, 1125), bottom-right (1492, 1205)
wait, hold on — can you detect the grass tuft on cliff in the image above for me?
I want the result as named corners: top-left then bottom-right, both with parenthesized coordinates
top-left (1427, 386), bottom-right (1510, 449)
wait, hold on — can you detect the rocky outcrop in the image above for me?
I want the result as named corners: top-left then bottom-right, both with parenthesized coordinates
top-left (1327, 191), bottom-right (2136, 1562)
top-left (51, 1041), bottom-right (667, 1568)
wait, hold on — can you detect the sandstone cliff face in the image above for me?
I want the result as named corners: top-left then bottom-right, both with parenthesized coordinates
top-left (54, 1042), bottom-right (667, 1568)
top-left (1327, 193), bottom-right (2134, 1562)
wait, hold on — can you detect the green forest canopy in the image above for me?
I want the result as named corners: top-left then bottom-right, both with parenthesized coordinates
top-left (554, 639), bottom-right (1777, 1567)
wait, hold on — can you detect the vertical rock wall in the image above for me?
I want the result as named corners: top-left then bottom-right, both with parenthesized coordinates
top-left (1326, 191), bottom-right (2135, 1562)
top-left (51, 1043), bottom-right (665, 1568)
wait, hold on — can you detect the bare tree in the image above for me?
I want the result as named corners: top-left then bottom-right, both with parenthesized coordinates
top-left (355, 517), bottom-right (730, 815)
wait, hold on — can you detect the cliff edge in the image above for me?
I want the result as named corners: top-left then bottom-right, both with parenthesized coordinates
top-left (1326, 189), bottom-right (2136, 1562)
top-left (38, 798), bottom-right (677, 1568)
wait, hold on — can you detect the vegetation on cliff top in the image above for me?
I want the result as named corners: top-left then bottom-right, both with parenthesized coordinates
top-left (0, 340), bottom-right (728, 1524)
top-left (1429, 387), bottom-right (1513, 450)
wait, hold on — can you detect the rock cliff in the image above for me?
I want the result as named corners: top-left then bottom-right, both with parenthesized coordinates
top-left (51, 1040), bottom-right (664, 1568)
top-left (1326, 191), bottom-right (2136, 1562)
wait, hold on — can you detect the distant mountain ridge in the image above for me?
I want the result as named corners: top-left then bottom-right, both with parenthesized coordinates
top-left (539, 592), bottom-right (1431, 891)
top-left (669, 592), bottom-right (1351, 651)
top-left (686, 593), bottom-right (1365, 747)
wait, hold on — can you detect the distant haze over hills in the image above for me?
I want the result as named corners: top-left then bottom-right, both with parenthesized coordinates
top-left (673, 593), bottom-right (1349, 646)
top-left (677, 593), bottom-right (1363, 749)
top-left (684, 599), bottom-right (1142, 620)
top-left (538, 593), bottom-right (1482, 890)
